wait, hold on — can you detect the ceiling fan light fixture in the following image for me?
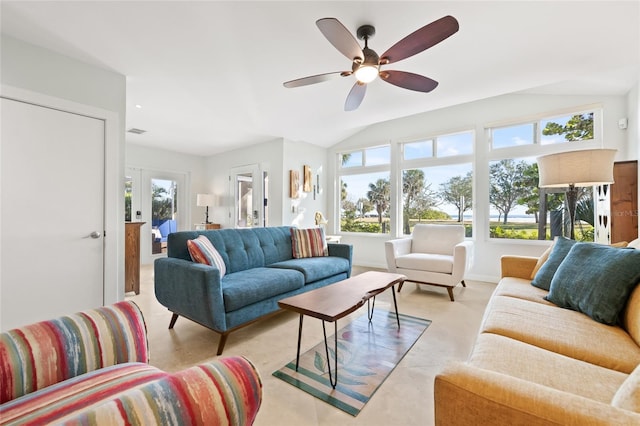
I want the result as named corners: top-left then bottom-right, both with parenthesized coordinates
top-left (354, 64), bottom-right (379, 83)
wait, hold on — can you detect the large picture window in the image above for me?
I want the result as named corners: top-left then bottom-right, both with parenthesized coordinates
top-left (488, 108), bottom-right (599, 241)
top-left (339, 146), bottom-right (391, 234)
top-left (401, 163), bottom-right (472, 235)
top-left (400, 130), bottom-right (474, 236)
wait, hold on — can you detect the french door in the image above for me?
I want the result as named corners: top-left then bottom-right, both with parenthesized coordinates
top-left (230, 164), bottom-right (267, 228)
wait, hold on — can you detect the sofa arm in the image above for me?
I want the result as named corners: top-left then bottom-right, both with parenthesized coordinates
top-left (0, 301), bottom-right (148, 404)
top-left (385, 238), bottom-right (412, 272)
top-left (435, 363), bottom-right (640, 425)
top-left (500, 255), bottom-right (538, 280)
top-left (328, 243), bottom-right (353, 277)
top-left (71, 356), bottom-right (263, 425)
top-left (154, 257), bottom-right (227, 332)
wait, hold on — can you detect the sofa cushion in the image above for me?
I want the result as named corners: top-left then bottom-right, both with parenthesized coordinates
top-left (530, 242), bottom-right (554, 279)
top-left (395, 253), bottom-right (453, 274)
top-left (222, 267), bottom-right (304, 312)
top-left (545, 243), bottom-right (640, 325)
top-left (624, 284), bottom-right (640, 347)
top-left (187, 235), bottom-right (226, 277)
top-left (480, 295), bottom-right (640, 373)
top-left (530, 236), bottom-right (576, 290)
top-left (469, 333), bottom-right (627, 403)
top-left (612, 364), bottom-right (640, 413)
top-left (268, 256), bottom-right (351, 283)
top-left (0, 363), bottom-right (165, 424)
top-left (290, 228), bottom-right (328, 258)
top-left (493, 277), bottom-right (555, 306)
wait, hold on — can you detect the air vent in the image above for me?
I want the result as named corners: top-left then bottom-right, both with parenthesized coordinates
top-left (127, 128), bottom-right (147, 134)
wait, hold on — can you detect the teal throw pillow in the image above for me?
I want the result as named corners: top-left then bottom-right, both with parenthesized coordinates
top-left (545, 243), bottom-right (640, 325)
top-left (531, 237), bottom-right (577, 291)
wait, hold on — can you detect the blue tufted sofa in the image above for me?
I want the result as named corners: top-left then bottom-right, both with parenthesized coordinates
top-left (154, 226), bottom-right (352, 354)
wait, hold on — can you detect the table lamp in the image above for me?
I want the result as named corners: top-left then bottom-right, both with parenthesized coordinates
top-left (196, 194), bottom-right (214, 224)
top-left (537, 148), bottom-right (616, 239)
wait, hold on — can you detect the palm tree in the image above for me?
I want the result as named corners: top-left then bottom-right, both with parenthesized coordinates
top-left (367, 179), bottom-right (390, 226)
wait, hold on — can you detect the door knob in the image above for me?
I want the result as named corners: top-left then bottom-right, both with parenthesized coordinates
top-left (90, 231), bottom-right (102, 239)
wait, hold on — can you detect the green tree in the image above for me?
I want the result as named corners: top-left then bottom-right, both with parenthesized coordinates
top-left (542, 113), bottom-right (594, 141)
top-left (152, 184), bottom-right (175, 221)
top-left (489, 159), bottom-right (529, 224)
top-left (439, 172), bottom-right (472, 222)
top-left (356, 197), bottom-right (372, 218)
top-left (367, 178), bottom-right (390, 226)
top-left (403, 169), bottom-right (425, 233)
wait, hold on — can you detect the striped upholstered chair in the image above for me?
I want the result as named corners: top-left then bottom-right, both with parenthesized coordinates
top-left (0, 301), bottom-right (262, 425)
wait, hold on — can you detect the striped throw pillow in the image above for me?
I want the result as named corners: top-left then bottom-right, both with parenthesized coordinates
top-left (291, 228), bottom-right (328, 258)
top-left (187, 235), bottom-right (226, 277)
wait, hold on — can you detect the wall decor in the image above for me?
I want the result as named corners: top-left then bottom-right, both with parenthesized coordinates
top-left (290, 170), bottom-right (299, 198)
top-left (303, 165), bottom-right (312, 192)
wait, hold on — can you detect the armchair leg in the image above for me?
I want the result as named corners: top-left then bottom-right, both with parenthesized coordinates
top-left (447, 287), bottom-right (455, 302)
top-left (397, 282), bottom-right (404, 292)
top-left (461, 280), bottom-right (466, 287)
top-left (168, 313), bottom-right (179, 329)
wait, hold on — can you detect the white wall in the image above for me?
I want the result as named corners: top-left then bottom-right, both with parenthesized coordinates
top-left (329, 92), bottom-right (633, 282)
top-left (1, 35), bottom-right (126, 302)
top-left (205, 139), bottom-right (284, 227)
top-left (282, 139), bottom-right (328, 228)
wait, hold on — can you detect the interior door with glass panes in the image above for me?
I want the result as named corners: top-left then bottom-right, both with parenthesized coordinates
top-left (231, 164), bottom-right (265, 228)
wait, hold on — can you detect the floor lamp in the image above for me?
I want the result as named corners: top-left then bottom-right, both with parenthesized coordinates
top-left (537, 149), bottom-right (616, 240)
top-left (196, 194), bottom-right (214, 224)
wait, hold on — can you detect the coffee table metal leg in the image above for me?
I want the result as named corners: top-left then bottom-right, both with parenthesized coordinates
top-left (295, 314), bottom-right (304, 371)
top-left (392, 285), bottom-right (400, 329)
top-left (322, 320), bottom-right (338, 388)
top-left (367, 297), bottom-right (377, 322)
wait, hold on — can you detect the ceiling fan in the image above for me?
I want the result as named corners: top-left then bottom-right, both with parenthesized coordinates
top-left (283, 16), bottom-right (459, 111)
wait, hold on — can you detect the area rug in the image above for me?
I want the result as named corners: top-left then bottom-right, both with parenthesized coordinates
top-left (272, 310), bottom-right (431, 416)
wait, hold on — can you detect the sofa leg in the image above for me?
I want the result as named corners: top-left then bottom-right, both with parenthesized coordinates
top-left (447, 287), bottom-right (455, 302)
top-left (168, 313), bottom-right (179, 329)
top-left (217, 332), bottom-right (230, 356)
top-left (461, 280), bottom-right (466, 287)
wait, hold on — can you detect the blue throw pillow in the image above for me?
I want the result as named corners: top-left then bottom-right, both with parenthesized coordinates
top-left (531, 237), bottom-right (577, 290)
top-left (545, 243), bottom-right (640, 325)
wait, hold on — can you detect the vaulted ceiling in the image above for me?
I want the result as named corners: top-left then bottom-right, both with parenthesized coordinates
top-left (2, 1), bottom-right (638, 156)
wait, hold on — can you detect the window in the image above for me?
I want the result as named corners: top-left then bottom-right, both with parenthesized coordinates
top-left (400, 130), bottom-right (474, 236)
top-left (488, 108), bottom-right (599, 241)
top-left (401, 163), bottom-right (473, 235)
top-left (339, 146), bottom-right (391, 234)
top-left (491, 110), bottom-right (595, 150)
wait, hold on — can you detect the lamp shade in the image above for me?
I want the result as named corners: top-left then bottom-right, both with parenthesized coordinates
top-left (196, 193), bottom-right (214, 207)
top-left (536, 149), bottom-right (616, 188)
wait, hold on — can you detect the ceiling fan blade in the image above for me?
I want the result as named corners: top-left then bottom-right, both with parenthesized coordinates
top-left (283, 71), bottom-right (349, 88)
top-left (316, 18), bottom-right (363, 61)
top-left (380, 70), bottom-right (439, 92)
top-left (380, 16), bottom-right (459, 64)
top-left (344, 82), bottom-right (367, 111)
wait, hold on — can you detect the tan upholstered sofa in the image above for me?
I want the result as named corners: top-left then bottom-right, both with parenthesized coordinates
top-left (434, 249), bottom-right (640, 425)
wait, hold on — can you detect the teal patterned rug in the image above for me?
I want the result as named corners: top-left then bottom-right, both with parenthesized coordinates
top-left (273, 310), bottom-right (431, 416)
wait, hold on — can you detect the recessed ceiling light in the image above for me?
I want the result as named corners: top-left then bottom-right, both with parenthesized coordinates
top-left (127, 128), bottom-right (147, 134)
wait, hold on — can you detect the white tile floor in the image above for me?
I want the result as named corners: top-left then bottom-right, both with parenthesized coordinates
top-left (128, 265), bottom-right (496, 426)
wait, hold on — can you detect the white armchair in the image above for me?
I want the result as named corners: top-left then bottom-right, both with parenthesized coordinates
top-left (385, 224), bottom-right (473, 301)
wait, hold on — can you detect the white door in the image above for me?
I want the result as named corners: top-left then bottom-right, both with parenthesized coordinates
top-left (1, 98), bottom-right (105, 330)
top-left (231, 164), bottom-right (263, 228)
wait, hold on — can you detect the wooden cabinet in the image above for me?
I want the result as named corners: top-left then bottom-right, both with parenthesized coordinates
top-left (125, 222), bottom-right (145, 294)
top-left (195, 223), bottom-right (221, 230)
top-left (610, 161), bottom-right (638, 243)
